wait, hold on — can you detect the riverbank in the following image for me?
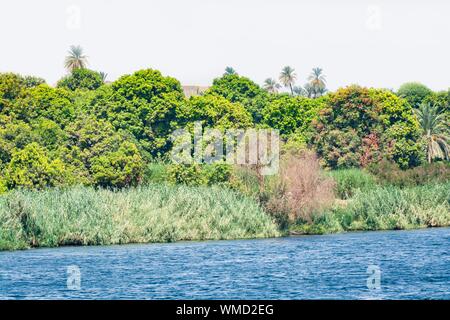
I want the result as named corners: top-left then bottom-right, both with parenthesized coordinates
top-left (0, 184), bottom-right (280, 251)
top-left (1, 181), bottom-right (449, 251)
top-left (291, 183), bottom-right (450, 234)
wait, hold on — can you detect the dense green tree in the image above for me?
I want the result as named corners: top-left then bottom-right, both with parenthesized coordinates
top-left (89, 69), bottom-right (185, 157)
top-left (32, 118), bottom-right (67, 150)
top-left (0, 121), bottom-right (36, 165)
top-left (90, 141), bottom-right (144, 188)
top-left (180, 94), bottom-right (253, 129)
top-left (5, 142), bottom-right (67, 189)
top-left (22, 76), bottom-right (46, 88)
top-left (207, 74), bottom-right (268, 122)
top-left (11, 84), bottom-right (75, 126)
top-left (0, 73), bottom-right (25, 113)
top-left (261, 95), bottom-right (326, 138)
top-left (57, 68), bottom-right (104, 91)
top-left (313, 86), bottom-right (422, 169)
top-left (397, 82), bottom-right (433, 108)
top-left (59, 116), bottom-right (145, 187)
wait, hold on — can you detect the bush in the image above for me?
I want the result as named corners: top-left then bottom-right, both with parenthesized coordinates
top-left (143, 163), bottom-right (168, 184)
top-left (313, 86), bottom-right (423, 169)
top-left (180, 94), bottom-right (253, 130)
top-left (58, 116), bottom-right (145, 188)
top-left (328, 169), bottom-right (376, 199)
top-left (90, 69), bottom-right (185, 157)
top-left (262, 95), bottom-right (325, 138)
top-left (264, 151), bottom-right (335, 223)
top-left (368, 160), bottom-right (450, 187)
top-left (5, 143), bottom-right (67, 189)
top-left (11, 84), bottom-right (76, 127)
top-left (57, 69), bottom-right (104, 91)
top-left (397, 82), bottom-right (433, 108)
top-left (206, 74), bottom-right (269, 122)
top-left (168, 162), bottom-right (232, 186)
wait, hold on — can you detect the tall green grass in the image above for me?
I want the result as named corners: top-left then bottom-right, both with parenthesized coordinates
top-left (327, 169), bottom-right (376, 199)
top-left (0, 184), bottom-right (280, 250)
top-left (292, 183), bottom-right (450, 234)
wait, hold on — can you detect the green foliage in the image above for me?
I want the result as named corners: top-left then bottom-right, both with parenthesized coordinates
top-left (0, 177), bottom-right (7, 194)
top-left (59, 116), bottom-right (145, 188)
top-left (57, 68), bottom-right (104, 91)
top-left (397, 82), bottom-right (433, 108)
top-left (90, 141), bottom-right (143, 188)
top-left (32, 118), bottom-right (66, 149)
top-left (22, 76), bottom-right (46, 88)
top-left (262, 95), bottom-right (326, 137)
top-left (292, 183), bottom-right (450, 234)
top-left (0, 68), bottom-right (446, 198)
top-left (415, 102), bottom-right (449, 163)
top-left (168, 162), bottom-right (232, 186)
top-left (0, 73), bottom-right (26, 112)
top-left (168, 163), bottom-right (207, 186)
top-left (5, 143), bottom-right (67, 189)
top-left (181, 94), bottom-right (253, 129)
top-left (207, 74), bottom-right (269, 122)
top-left (0, 120), bottom-right (36, 165)
top-left (11, 84), bottom-right (75, 126)
top-left (313, 86), bottom-right (423, 169)
top-left (0, 73), bottom-right (25, 100)
top-left (90, 69), bottom-right (184, 157)
top-left (368, 160), bottom-right (450, 187)
top-left (328, 169), bottom-right (376, 199)
top-left (0, 185), bottom-right (280, 250)
top-left (143, 163), bottom-right (168, 184)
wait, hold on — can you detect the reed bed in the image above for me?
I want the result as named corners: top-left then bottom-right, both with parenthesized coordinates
top-left (0, 184), bottom-right (280, 250)
top-left (293, 183), bottom-right (450, 234)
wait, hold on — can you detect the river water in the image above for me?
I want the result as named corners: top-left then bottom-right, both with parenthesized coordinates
top-left (0, 227), bottom-right (449, 299)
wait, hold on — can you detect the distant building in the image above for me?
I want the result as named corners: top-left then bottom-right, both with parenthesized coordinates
top-left (182, 85), bottom-right (210, 98)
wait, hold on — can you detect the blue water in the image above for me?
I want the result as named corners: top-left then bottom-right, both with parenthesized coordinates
top-left (0, 227), bottom-right (449, 299)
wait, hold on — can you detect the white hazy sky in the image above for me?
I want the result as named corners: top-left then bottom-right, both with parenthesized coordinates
top-left (0, 0), bottom-right (449, 91)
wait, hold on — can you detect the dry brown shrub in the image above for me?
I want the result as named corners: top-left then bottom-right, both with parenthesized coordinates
top-left (266, 150), bottom-right (335, 222)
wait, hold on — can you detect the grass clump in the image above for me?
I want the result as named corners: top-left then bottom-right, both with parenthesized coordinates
top-left (292, 183), bottom-right (450, 234)
top-left (0, 184), bottom-right (280, 250)
top-left (328, 169), bottom-right (376, 199)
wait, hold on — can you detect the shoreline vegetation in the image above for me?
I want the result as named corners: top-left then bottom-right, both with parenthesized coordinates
top-left (0, 47), bottom-right (449, 251)
top-left (1, 168), bottom-right (449, 251)
top-left (0, 185), bottom-right (281, 251)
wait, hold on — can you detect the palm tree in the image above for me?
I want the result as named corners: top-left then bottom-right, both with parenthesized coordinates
top-left (263, 78), bottom-right (281, 93)
top-left (415, 103), bottom-right (449, 163)
top-left (99, 72), bottom-right (108, 82)
top-left (292, 86), bottom-right (306, 96)
top-left (307, 67), bottom-right (327, 98)
top-left (279, 66), bottom-right (297, 95)
top-left (302, 83), bottom-right (314, 98)
top-left (64, 45), bottom-right (88, 72)
top-left (224, 67), bottom-right (237, 75)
